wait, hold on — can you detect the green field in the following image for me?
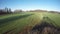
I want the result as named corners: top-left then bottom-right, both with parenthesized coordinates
top-left (0, 12), bottom-right (60, 34)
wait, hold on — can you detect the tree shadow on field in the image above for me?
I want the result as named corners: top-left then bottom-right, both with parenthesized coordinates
top-left (31, 21), bottom-right (60, 34)
top-left (0, 14), bottom-right (33, 26)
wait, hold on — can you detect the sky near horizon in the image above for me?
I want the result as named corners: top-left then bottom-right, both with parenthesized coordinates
top-left (0, 0), bottom-right (60, 11)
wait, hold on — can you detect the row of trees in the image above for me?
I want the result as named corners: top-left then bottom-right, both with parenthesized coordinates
top-left (0, 7), bottom-right (24, 15)
top-left (0, 8), bottom-right (60, 15)
top-left (14, 9), bottom-right (23, 13)
top-left (48, 11), bottom-right (60, 14)
top-left (0, 7), bottom-right (12, 15)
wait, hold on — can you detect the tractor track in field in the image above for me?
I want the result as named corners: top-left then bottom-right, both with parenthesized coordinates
top-left (19, 21), bottom-right (60, 34)
top-left (31, 21), bottom-right (60, 34)
top-left (19, 17), bottom-right (60, 34)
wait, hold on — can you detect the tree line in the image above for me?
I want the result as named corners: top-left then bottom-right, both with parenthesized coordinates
top-left (0, 7), bottom-right (12, 15)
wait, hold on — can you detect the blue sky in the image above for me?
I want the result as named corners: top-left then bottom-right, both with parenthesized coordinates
top-left (0, 0), bottom-right (60, 11)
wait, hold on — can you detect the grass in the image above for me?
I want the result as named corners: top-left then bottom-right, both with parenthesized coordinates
top-left (0, 12), bottom-right (60, 34)
top-left (0, 12), bottom-right (42, 34)
top-left (44, 13), bottom-right (60, 26)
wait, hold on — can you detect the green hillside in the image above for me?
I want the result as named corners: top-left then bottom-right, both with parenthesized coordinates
top-left (0, 12), bottom-right (60, 34)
